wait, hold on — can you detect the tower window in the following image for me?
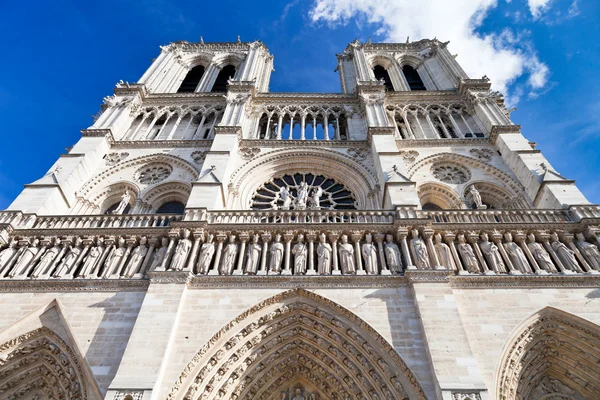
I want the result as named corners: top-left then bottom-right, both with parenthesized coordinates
top-left (211, 65), bottom-right (236, 92)
top-left (373, 65), bottom-right (394, 91)
top-left (402, 65), bottom-right (426, 91)
top-left (177, 65), bottom-right (205, 93)
top-left (156, 201), bottom-right (185, 214)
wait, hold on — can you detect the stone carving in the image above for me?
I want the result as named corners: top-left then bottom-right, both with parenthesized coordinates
top-left (219, 235), bottom-right (238, 275)
top-left (196, 234), bottom-right (215, 274)
top-left (469, 148), bottom-right (493, 161)
top-left (52, 238), bottom-right (83, 278)
top-left (105, 152), bottom-right (129, 166)
top-left (296, 182), bottom-right (309, 210)
top-left (551, 233), bottom-right (582, 273)
top-left (575, 233), bottom-right (600, 271)
top-left (292, 234), bottom-right (308, 275)
top-left (102, 238), bottom-right (126, 278)
top-left (9, 239), bottom-right (40, 278)
top-left (527, 234), bottom-right (557, 273)
top-left (457, 235), bottom-right (480, 273)
top-left (0, 240), bottom-right (17, 272)
top-left (316, 233), bottom-right (332, 275)
top-left (245, 234), bottom-right (261, 274)
top-left (469, 185), bottom-right (486, 209)
top-left (362, 233), bottom-right (378, 274)
top-left (269, 234), bottom-right (284, 274)
top-left (338, 234), bottom-right (355, 274)
top-left (434, 233), bottom-right (455, 270)
top-left (123, 237), bottom-right (148, 277)
top-left (431, 163), bottom-right (470, 184)
top-left (149, 237), bottom-right (170, 272)
top-left (479, 233), bottom-right (505, 273)
top-left (170, 229), bottom-right (192, 271)
top-left (238, 147), bottom-right (261, 160)
top-left (410, 229), bottom-right (431, 269)
top-left (452, 393), bottom-right (483, 400)
top-left (190, 150), bottom-right (206, 164)
top-left (528, 376), bottom-right (585, 400)
top-left (279, 186), bottom-right (292, 210)
top-left (504, 232), bottom-right (532, 273)
top-left (135, 163), bottom-right (172, 185)
top-left (113, 391), bottom-right (144, 400)
top-left (347, 148), bottom-right (369, 161)
top-left (113, 190), bottom-right (131, 215)
top-left (309, 187), bottom-right (323, 210)
top-left (384, 234), bottom-right (403, 274)
top-left (78, 238), bottom-right (104, 278)
top-left (399, 150), bottom-right (419, 163)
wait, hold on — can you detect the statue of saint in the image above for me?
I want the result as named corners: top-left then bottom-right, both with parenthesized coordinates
top-left (410, 229), bottom-right (431, 269)
top-left (338, 234), bottom-right (355, 274)
top-left (469, 185), bottom-right (485, 209)
top-left (245, 234), bottom-right (261, 274)
top-left (503, 232), bottom-right (532, 273)
top-left (32, 238), bottom-right (63, 278)
top-left (309, 187), bottom-right (323, 210)
top-left (292, 389), bottom-right (305, 400)
top-left (196, 234), bottom-right (215, 274)
top-left (269, 234), bottom-right (284, 273)
top-left (279, 186), bottom-right (292, 210)
top-left (551, 233), bottom-right (581, 272)
top-left (434, 233), bottom-right (455, 270)
top-left (102, 239), bottom-right (126, 278)
top-left (149, 237), bottom-right (169, 272)
top-left (316, 233), bottom-right (332, 275)
top-left (9, 239), bottom-right (40, 278)
top-left (295, 182), bottom-right (309, 210)
top-left (527, 234), bottom-right (557, 273)
top-left (52, 239), bottom-right (83, 278)
top-left (576, 233), bottom-right (600, 271)
top-left (113, 189), bottom-right (131, 215)
top-left (170, 229), bottom-right (192, 271)
top-left (123, 237), bottom-right (148, 277)
top-left (361, 234), bottom-right (378, 274)
top-left (78, 238), bottom-right (104, 278)
top-left (479, 233), bottom-right (506, 273)
top-left (384, 234), bottom-right (403, 274)
top-left (0, 240), bottom-right (18, 273)
top-left (456, 235), bottom-right (480, 273)
top-left (219, 235), bottom-right (238, 275)
top-left (292, 234), bottom-right (308, 274)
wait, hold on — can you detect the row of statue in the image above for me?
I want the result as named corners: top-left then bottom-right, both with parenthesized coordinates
top-left (0, 229), bottom-right (598, 279)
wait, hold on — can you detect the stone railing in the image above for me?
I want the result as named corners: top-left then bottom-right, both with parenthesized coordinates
top-left (30, 214), bottom-right (182, 230)
top-left (415, 208), bottom-right (574, 224)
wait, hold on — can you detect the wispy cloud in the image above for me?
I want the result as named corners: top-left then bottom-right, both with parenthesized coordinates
top-left (528, 0), bottom-right (552, 20)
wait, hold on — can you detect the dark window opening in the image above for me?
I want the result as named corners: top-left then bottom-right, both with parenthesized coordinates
top-left (422, 203), bottom-right (443, 211)
top-left (177, 65), bottom-right (205, 93)
top-left (373, 65), bottom-right (394, 91)
top-left (156, 201), bottom-right (185, 214)
top-left (403, 65), bottom-right (426, 91)
top-left (211, 65), bottom-right (236, 92)
top-left (105, 202), bottom-right (131, 215)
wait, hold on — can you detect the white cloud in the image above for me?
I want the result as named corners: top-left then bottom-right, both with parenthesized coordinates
top-left (528, 0), bottom-right (552, 19)
top-left (309, 0), bottom-right (549, 104)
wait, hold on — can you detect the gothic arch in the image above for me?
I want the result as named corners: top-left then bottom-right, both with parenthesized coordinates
top-left (212, 52), bottom-right (245, 69)
top-left (229, 148), bottom-right (379, 209)
top-left (141, 180), bottom-right (192, 211)
top-left (97, 181), bottom-right (140, 213)
top-left (168, 289), bottom-right (427, 400)
top-left (496, 307), bottom-right (600, 400)
top-left (417, 182), bottom-right (462, 209)
top-left (182, 52), bottom-right (213, 69)
top-left (462, 180), bottom-right (526, 209)
top-left (396, 54), bottom-right (425, 69)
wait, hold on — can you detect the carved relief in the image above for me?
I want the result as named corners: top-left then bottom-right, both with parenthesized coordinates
top-left (469, 148), bottom-right (493, 162)
top-left (105, 152), bottom-right (130, 166)
top-left (399, 150), bottom-right (419, 163)
top-left (238, 147), bottom-right (261, 160)
top-left (431, 163), bottom-right (471, 184)
top-left (134, 163), bottom-right (173, 185)
top-left (191, 150), bottom-right (207, 164)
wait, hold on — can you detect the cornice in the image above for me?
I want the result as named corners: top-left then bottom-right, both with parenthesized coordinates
top-left (13, 227), bottom-right (174, 237)
top-left (111, 140), bottom-right (212, 149)
top-left (0, 278), bottom-right (149, 292)
top-left (404, 269), bottom-right (452, 283)
top-left (81, 128), bottom-right (114, 141)
top-left (458, 79), bottom-right (492, 95)
top-left (238, 139), bottom-right (369, 148)
top-left (385, 90), bottom-right (460, 102)
top-left (253, 93), bottom-right (357, 101)
top-left (396, 138), bottom-right (490, 148)
top-left (148, 270), bottom-right (191, 284)
top-left (489, 125), bottom-right (522, 143)
top-left (188, 275), bottom-right (407, 289)
top-left (142, 93), bottom-right (227, 104)
top-left (450, 274), bottom-right (600, 289)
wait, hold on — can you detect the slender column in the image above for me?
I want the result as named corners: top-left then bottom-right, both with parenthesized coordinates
top-left (425, 114), bottom-right (437, 138)
top-left (210, 234), bottom-right (226, 275)
top-left (159, 236), bottom-right (177, 271)
top-left (143, 114), bottom-right (161, 139)
top-left (491, 232), bottom-right (515, 275)
top-left (515, 232), bottom-right (545, 275)
top-left (324, 115), bottom-right (329, 140)
top-left (129, 114), bottom-right (148, 140)
top-left (139, 238), bottom-right (157, 277)
top-left (300, 115), bottom-right (306, 140)
top-left (436, 115), bottom-right (450, 138)
top-left (192, 114), bottom-right (207, 139)
top-left (116, 240), bottom-right (136, 277)
top-left (415, 114), bottom-right (427, 138)
top-left (329, 232), bottom-right (341, 275)
top-left (265, 115), bottom-right (272, 139)
top-left (207, 114), bottom-right (218, 139)
top-left (282, 232), bottom-right (293, 275)
top-left (351, 232), bottom-right (364, 275)
top-left (402, 113), bottom-right (416, 139)
top-left (375, 234), bottom-right (389, 275)
top-left (139, 50), bottom-right (168, 83)
top-left (91, 239), bottom-right (114, 277)
top-left (277, 115), bottom-right (283, 139)
top-left (306, 232), bottom-right (317, 275)
top-left (423, 229), bottom-right (442, 269)
top-left (312, 116), bottom-right (317, 140)
top-left (186, 231), bottom-right (204, 272)
top-left (447, 113), bottom-right (464, 138)
top-left (444, 233), bottom-right (466, 274)
top-left (166, 114), bottom-right (184, 140)
top-left (468, 233), bottom-right (490, 274)
top-left (539, 234), bottom-right (568, 274)
top-left (234, 232), bottom-right (249, 275)
top-left (180, 114), bottom-right (194, 139)
top-left (258, 233), bottom-right (271, 275)
top-left (288, 116), bottom-right (294, 140)
top-left (563, 234), bottom-right (596, 274)
top-left (335, 118), bottom-right (341, 140)
top-left (460, 113), bottom-right (475, 135)
top-left (397, 229), bottom-right (415, 269)
top-left (67, 243), bottom-right (90, 279)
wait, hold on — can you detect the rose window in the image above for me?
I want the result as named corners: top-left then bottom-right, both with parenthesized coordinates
top-left (135, 163), bottom-right (172, 185)
top-left (251, 173), bottom-right (357, 210)
top-left (431, 163), bottom-right (470, 184)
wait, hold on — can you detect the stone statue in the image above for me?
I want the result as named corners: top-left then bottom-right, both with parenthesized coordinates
top-left (384, 234), bottom-right (403, 274)
top-left (0, 240), bottom-right (18, 271)
top-left (245, 234), bottom-right (261, 274)
top-left (361, 234), bottom-right (378, 274)
top-left (9, 239), bottom-right (40, 278)
top-left (113, 189), bottom-right (131, 215)
top-left (78, 238), bottom-right (103, 278)
top-left (469, 185), bottom-right (485, 209)
top-left (102, 238), bottom-right (126, 278)
top-left (457, 235), bottom-right (480, 273)
top-left (410, 229), bottom-right (431, 269)
top-left (527, 234), bottom-right (557, 273)
top-left (316, 233), bottom-right (332, 275)
top-left (291, 234), bottom-right (307, 274)
top-left (123, 237), bottom-right (148, 277)
top-left (269, 234), bottom-right (284, 273)
top-left (292, 389), bottom-right (305, 400)
top-left (575, 233), bottom-right (600, 271)
top-left (27, 239), bottom-right (58, 278)
top-left (434, 233), bottom-right (455, 270)
top-left (52, 239), bottom-right (83, 278)
top-left (309, 187), bottom-right (323, 210)
top-left (338, 234), bottom-right (355, 274)
top-left (196, 234), bottom-right (215, 274)
top-left (479, 233), bottom-right (506, 273)
top-left (503, 232), bottom-right (532, 273)
top-left (295, 182), bottom-right (309, 210)
top-left (551, 233), bottom-right (582, 272)
top-left (219, 235), bottom-right (238, 275)
top-left (149, 237), bottom-right (169, 272)
top-left (170, 229), bottom-right (192, 271)
top-left (279, 186), bottom-right (292, 210)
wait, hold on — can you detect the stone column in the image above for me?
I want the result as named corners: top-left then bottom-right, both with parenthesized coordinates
top-left (539, 232), bottom-right (569, 274)
top-left (397, 228), bottom-right (415, 269)
top-left (139, 237), bottom-right (158, 277)
top-left (116, 238), bottom-right (136, 278)
top-left (306, 232), bottom-right (317, 275)
top-left (300, 114), bottom-right (306, 140)
top-left (468, 232), bottom-right (490, 274)
top-left (91, 237), bottom-right (114, 277)
top-left (563, 233), bottom-right (597, 274)
top-left (423, 229), bottom-right (443, 270)
top-left (375, 234), bottom-right (389, 275)
top-left (329, 232), bottom-right (341, 275)
top-left (209, 233), bottom-right (226, 275)
top-left (159, 234), bottom-right (177, 272)
top-left (185, 230), bottom-right (204, 272)
top-left (234, 232), bottom-right (249, 275)
top-left (351, 231), bottom-right (365, 275)
top-left (515, 231), bottom-right (545, 275)
top-left (258, 233), bottom-right (271, 275)
top-left (491, 232), bottom-right (516, 275)
top-left (444, 232), bottom-right (466, 275)
top-left (282, 232), bottom-right (293, 275)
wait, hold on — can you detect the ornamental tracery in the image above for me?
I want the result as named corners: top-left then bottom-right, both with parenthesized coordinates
top-left (250, 173), bottom-right (357, 210)
top-left (431, 163), bottom-right (470, 184)
top-left (134, 163), bottom-right (173, 185)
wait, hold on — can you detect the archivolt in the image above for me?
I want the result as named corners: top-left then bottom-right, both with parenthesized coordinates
top-left (496, 307), bottom-right (600, 400)
top-left (168, 288), bottom-right (426, 400)
top-left (417, 182), bottom-right (462, 209)
top-left (230, 148), bottom-right (379, 209)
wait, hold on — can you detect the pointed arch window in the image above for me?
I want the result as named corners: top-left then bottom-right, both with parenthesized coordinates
top-left (177, 65), bottom-right (205, 93)
top-left (156, 201), bottom-right (185, 214)
top-left (211, 65), bottom-right (236, 92)
top-left (402, 65), bottom-right (426, 91)
top-left (373, 65), bottom-right (394, 91)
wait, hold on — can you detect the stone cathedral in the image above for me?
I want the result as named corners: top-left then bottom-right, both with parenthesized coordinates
top-left (0, 37), bottom-right (599, 400)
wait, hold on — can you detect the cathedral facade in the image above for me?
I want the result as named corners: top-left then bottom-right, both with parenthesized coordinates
top-left (0, 38), bottom-right (599, 400)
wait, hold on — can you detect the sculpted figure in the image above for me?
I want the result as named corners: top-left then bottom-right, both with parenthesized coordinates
top-left (245, 234), bottom-right (261, 274)
top-left (52, 238), bottom-right (83, 278)
top-left (149, 237), bottom-right (169, 272)
top-left (78, 238), bottom-right (103, 278)
top-left (196, 234), bottom-right (215, 274)
top-left (292, 389), bottom-right (305, 400)
top-left (338, 234), bottom-right (355, 274)
top-left (410, 229), bottom-right (431, 269)
top-left (316, 233), bottom-right (332, 275)
top-left (269, 234), bottom-right (284, 273)
top-left (503, 232), bottom-right (532, 273)
top-left (113, 189), bottom-right (131, 215)
top-left (434, 233), bottom-right (455, 270)
top-left (292, 234), bottom-right (308, 274)
top-left (310, 187), bottom-right (323, 210)
top-left (457, 235), bottom-right (480, 273)
top-left (170, 229), bottom-right (192, 271)
top-left (384, 234), bottom-right (403, 274)
top-left (219, 235), bottom-right (238, 275)
top-left (576, 233), bottom-right (600, 271)
top-left (279, 186), bottom-right (292, 210)
top-left (469, 185), bottom-right (484, 209)
top-left (479, 233), bottom-right (506, 273)
top-left (102, 238), bottom-right (126, 278)
top-left (9, 239), bottom-right (40, 278)
top-left (295, 182), bottom-right (309, 210)
top-left (123, 237), bottom-right (148, 277)
top-left (361, 234), bottom-right (378, 274)
top-left (31, 239), bottom-right (62, 278)
top-left (0, 240), bottom-right (18, 272)
top-left (551, 233), bottom-right (582, 272)
top-left (527, 234), bottom-right (557, 273)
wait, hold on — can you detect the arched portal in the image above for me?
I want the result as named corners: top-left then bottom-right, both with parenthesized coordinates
top-left (496, 307), bottom-right (600, 400)
top-left (168, 289), bottom-right (426, 400)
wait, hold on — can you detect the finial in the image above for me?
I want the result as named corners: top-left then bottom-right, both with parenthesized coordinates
top-left (367, 37), bottom-right (372, 44)
top-left (237, 35), bottom-right (241, 43)
top-left (200, 36), bottom-right (204, 44)
top-left (406, 36), bottom-right (409, 44)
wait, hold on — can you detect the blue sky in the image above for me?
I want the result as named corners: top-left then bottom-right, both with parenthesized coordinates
top-left (0, 0), bottom-right (598, 208)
